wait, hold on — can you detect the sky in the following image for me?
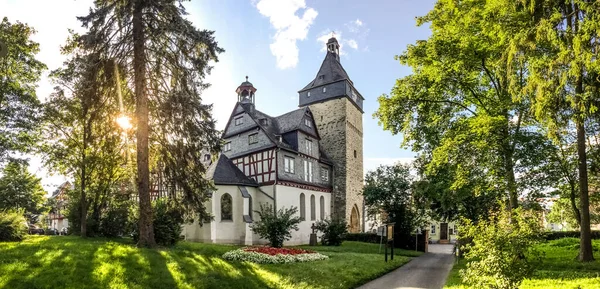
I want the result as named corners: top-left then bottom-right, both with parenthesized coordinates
top-left (1, 0), bottom-right (435, 193)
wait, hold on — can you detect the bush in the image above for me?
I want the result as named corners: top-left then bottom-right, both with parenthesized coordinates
top-left (251, 203), bottom-right (302, 248)
top-left (99, 201), bottom-right (134, 237)
top-left (133, 199), bottom-right (184, 246)
top-left (315, 217), bottom-right (348, 246)
top-left (345, 233), bottom-right (380, 243)
top-left (0, 210), bottom-right (28, 242)
top-left (543, 230), bottom-right (600, 240)
top-left (460, 209), bottom-right (542, 289)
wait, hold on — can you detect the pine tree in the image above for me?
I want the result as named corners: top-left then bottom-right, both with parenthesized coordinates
top-left (77, 0), bottom-right (223, 247)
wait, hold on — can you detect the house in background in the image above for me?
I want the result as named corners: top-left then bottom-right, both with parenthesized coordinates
top-left (429, 220), bottom-right (458, 244)
top-left (48, 182), bottom-right (72, 233)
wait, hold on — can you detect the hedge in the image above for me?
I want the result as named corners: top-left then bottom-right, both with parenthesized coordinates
top-left (345, 233), bottom-right (380, 243)
top-left (543, 230), bottom-right (600, 240)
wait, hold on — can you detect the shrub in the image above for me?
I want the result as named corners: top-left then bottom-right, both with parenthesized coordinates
top-left (222, 247), bottom-right (328, 264)
top-left (99, 201), bottom-right (134, 237)
top-left (0, 210), bottom-right (28, 242)
top-left (315, 217), bottom-right (348, 246)
top-left (251, 203), bottom-right (302, 248)
top-left (460, 209), bottom-right (542, 289)
top-left (132, 199), bottom-right (184, 246)
top-left (345, 233), bottom-right (380, 243)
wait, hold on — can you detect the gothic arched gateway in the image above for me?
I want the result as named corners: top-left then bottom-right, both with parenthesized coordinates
top-left (350, 204), bottom-right (360, 233)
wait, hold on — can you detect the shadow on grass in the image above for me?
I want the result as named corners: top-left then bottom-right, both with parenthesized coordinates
top-left (0, 237), bottom-right (413, 289)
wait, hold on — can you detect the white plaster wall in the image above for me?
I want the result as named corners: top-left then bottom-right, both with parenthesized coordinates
top-left (429, 221), bottom-right (458, 242)
top-left (273, 185), bottom-right (331, 245)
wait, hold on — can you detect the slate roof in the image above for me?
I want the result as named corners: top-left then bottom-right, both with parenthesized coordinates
top-left (299, 51), bottom-right (353, 92)
top-left (206, 154), bottom-right (258, 187)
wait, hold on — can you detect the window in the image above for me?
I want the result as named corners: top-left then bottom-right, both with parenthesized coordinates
top-left (322, 87), bottom-right (326, 93)
top-left (320, 196), bottom-right (325, 220)
top-left (431, 225), bottom-right (436, 234)
top-left (303, 160), bottom-right (313, 182)
top-left (284, 157), bottom-right (295, 173)
top-left (318, 75), bottom-right (325, 80)
top-left (449, 228), bottom-right (454, 235)
top-left (299, 193), bottom-right (306, 220)
top-left (305, 139), bottom-right (313, 155)
top-left (321, 167), bottom-right (329, 182)
top-left (224, 142), bottom-right (231, 152)
top-left (234, 116), bottom-right (243, 126)
top-left (248, 133), bottom-right (258, 144)
top-left (454, 224), bottom-right (458, 234)
top-left (248, 195), bottom-right (253, 221)
top-left (304, 119), bottom-right (312, 128)
top-left (203, 154), bottom-right (211, 162)
top-left (221, 194), bottom-right (232, 221)
top-left (310, 195), bottom-right (316, 221)
top-left (354, 150), bottom-right (357, 158)
top-left (307, 91), bottom-right (311, 97)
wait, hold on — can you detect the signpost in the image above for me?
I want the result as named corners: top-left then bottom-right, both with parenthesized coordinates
top-left (384, 222), bottom-right (395, 262)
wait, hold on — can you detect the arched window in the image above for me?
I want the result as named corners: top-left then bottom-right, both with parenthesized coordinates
top-left (248, 195), bottom-right (253, 220)
top-left (310, 195), bottom-right (316, 221)
top-left (299, 193), bottom-right (306, 220)
top-left (221, 193), bottom-right (232, 221)
top-left (320, 196), bottom-right (325, 220)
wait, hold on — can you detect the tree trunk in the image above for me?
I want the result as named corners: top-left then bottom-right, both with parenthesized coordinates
top-left (575, 78), bottom-right (594, 262)
top-left (133, 0), bottom-right (155, 248)
top-left (80, 119), bottom-right (87, 237)
top-left (501, 116), bottom-right (518, 210)
top-left (568, 179), bottom-right (581, 227)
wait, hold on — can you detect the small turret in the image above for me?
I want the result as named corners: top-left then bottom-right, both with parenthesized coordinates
top-left (236, 76), bottom-right (257, 104)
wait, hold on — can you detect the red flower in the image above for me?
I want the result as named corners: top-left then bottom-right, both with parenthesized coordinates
top-left (243, 247), bottom-right (316, 256)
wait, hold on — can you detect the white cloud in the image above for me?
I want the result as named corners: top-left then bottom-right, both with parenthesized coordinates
top-left (255, 0), bottom-right (318, 69)
top-left (345, 39), bottom-right (358, 50)
top-left (355, 19), bottom-right (363, 27)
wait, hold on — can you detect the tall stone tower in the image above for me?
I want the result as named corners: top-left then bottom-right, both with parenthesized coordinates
top-left (298, 37), bottom-right (364, 232)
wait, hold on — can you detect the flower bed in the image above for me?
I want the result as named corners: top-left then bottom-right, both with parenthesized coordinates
top-left (222, 247), bottom-right (329, 264)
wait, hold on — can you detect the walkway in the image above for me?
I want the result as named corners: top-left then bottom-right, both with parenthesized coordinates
top-left (356, 244), bottom-right (455, 289)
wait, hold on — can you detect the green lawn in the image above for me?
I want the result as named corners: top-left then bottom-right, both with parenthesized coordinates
top-left (0, 236), bottom-right (420, 289)
top-left (445, 238), bottom-right (600, 289)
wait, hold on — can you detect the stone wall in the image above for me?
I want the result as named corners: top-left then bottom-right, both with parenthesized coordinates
top-left (307, 97), bottom-right (363, 230)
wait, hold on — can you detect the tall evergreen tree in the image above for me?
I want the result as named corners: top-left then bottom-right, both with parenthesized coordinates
top-left (77, 0), bottom-right (223, 247)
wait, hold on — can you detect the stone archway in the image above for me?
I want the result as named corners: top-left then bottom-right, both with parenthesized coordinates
top-left (350, 204), bottom-right (360, 233)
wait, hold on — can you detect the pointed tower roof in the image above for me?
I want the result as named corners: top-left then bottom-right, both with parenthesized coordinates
top-left (299, 37), bottom-right (353, 92)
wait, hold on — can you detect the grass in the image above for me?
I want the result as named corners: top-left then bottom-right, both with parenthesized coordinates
top-left (0, 236), bottom-right (420, 289)
top-left (445, 238), bottom-right (600, 289)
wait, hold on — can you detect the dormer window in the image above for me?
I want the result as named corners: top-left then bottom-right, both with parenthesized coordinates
top-left (249, 133), bottom-right (258, 144)
top-left (235, 116), bottom-right (243, 126)
top-left (307, 91), bottom-right (311, 97)
top-left (318, 75), bottom-right (325, 80)
top-left (224, 142), bottom-right (231, 152)
top-left (322, 87), bottom-right (326, 93)
top-left (304, 119), bottom-right (312, 128)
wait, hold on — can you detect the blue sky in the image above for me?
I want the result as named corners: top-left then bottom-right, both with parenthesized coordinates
top-left (2, 0), bottom-right (435, 192)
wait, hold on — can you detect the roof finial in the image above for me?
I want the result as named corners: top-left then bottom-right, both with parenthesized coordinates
top-left (331, 31), bottom-right (336, 38)
top-left (246, 75), bottom-right (248, 82)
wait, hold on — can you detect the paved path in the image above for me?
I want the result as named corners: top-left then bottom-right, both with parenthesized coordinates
top-left (356, 244), bottom-right (455, 289)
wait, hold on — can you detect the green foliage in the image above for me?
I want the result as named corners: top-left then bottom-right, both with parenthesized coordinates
top-left (543, 230), bottom-right (600, 241)
top-left (315, 217), bottom-right (348, 246)
top-left (344, 233), bottom-right (380, 244)
top-left (363, 164), bottom-right (422, 239)
top-left (251, 203), bottom-right (302, 248)
top-left (546, 198), bottom-right (580, 231)
top-left (446, 238), bottom-right (600, 289)
top-left (460, 209), bottom-right (543, 289)
top-left (99, 200), bottom-right (135, 238)
top-left (0, 160), bottom-right (47, 222)
top-left (132, 199), bottom-right (184, 246)
top-left (0, 17), bottom-right (47, 162)
top-left (0, 210), bottom-right (28, 242)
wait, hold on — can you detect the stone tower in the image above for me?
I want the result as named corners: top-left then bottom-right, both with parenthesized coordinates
top-left (298, 37), bottom-right (364, 232)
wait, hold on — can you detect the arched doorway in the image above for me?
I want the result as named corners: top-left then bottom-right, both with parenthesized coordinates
top-left (350, 204), bottom-right (360, 233)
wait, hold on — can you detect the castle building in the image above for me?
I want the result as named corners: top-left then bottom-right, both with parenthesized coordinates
top-left (182, 37), bottom-right (364, 245)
